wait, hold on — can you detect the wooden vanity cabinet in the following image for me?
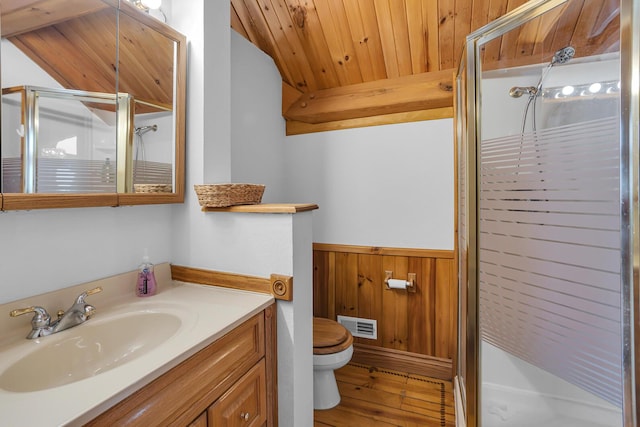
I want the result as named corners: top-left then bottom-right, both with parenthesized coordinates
top-left (87, 303), bottom-right (277, 427)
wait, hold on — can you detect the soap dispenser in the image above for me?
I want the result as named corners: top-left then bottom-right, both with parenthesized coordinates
top-left (136, 255), bottom-right (157, 297)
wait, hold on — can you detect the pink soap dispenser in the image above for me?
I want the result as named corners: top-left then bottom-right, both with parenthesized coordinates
top-left (136, 255), bottom-right (157, 297)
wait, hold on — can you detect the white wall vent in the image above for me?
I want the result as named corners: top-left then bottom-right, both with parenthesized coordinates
top-left (337, 315), bottom-right (377, 340)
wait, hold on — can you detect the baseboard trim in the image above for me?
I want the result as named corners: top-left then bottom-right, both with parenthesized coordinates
top-left (351, 343), bottom-right (452, 380)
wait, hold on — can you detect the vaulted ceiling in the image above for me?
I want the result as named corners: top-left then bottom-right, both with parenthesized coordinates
top-left (231, 0), bottom-right (620, 133)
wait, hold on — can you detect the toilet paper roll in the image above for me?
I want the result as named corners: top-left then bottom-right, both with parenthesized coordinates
top-left (387, 279), bottom-right (408, 289)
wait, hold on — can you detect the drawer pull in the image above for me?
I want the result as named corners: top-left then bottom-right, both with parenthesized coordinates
top-left (240, 412), bottom-right (250, 421)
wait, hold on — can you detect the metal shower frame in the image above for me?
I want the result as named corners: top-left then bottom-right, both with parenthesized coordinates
top-left (456, 0), bottom-right (639, 425)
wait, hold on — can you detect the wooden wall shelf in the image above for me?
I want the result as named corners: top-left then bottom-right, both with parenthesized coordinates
top-left (201, 203), bottom-right (318, 213)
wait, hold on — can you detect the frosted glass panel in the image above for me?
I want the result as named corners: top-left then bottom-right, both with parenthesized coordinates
top-left (479, 116), bottom-right (622, 406)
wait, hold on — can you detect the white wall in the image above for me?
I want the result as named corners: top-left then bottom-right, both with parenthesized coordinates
top-left (285, 120), bottom-right (454, 249)
top-left (0, 205), bottom-right (173, 304)
top-left (230, 32), bottom-right (288, 203)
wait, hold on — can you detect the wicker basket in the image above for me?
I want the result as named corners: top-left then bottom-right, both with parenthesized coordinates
top-left (134, 184), bottom-right (173, 193)
top-left (194, 183), bottom-right (265, 208)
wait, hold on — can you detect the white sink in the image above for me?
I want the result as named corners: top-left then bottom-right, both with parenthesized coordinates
top-left (0, 311), bottom-right (181, 392)
top-left (0, 270), bottom-right (274, 427)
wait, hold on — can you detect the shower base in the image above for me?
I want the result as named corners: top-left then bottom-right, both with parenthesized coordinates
top-left (482, 382), bottom-right (621, 427)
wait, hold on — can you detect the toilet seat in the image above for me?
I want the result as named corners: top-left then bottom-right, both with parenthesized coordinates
top-left (313, 317), bottom-right (353, 355)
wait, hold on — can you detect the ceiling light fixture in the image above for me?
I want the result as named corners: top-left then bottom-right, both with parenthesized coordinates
top-left (588, 82), bottom-right (602, 93)
top-left (128, 0), bottom-right (166, 22)
top-left (129, 0), bottom-right (160, 11)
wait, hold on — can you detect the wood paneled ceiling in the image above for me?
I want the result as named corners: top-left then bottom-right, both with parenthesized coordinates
top-left (231, 0), bottom-right (620, 131)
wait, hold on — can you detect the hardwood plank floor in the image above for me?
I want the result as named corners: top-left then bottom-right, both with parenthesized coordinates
top-left (314, 363), bottom-right (455, 426)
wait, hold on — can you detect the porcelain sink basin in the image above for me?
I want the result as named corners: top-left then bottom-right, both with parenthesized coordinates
top-left (0, 311), bottom-right (181, 392)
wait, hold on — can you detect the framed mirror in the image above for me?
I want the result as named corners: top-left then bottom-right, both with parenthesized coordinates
top-left (0, 0), bottom-right (186, 210)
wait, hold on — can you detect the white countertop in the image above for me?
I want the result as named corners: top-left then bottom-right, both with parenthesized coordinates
top-left (0, 266), bottom-right (274, 426)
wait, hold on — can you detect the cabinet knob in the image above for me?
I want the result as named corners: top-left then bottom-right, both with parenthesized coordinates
top-left (240, 412), bottom-right (250, 421)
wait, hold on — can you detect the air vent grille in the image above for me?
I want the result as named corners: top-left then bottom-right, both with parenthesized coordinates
top-left (337, 315), bottom-right (377, 339)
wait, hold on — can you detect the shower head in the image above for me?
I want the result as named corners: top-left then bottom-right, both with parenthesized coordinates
top-left (509, 86), bottom-right (537, 98)
top-left (551, 46), bottom-right (575, 65)
top-left (508, 46), bottom-right (576, 100)
top-left (135, 124), bottom-right (157, 136)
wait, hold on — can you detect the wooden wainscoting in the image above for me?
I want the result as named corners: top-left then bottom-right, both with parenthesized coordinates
top-left (313, 244), bottom-right (457, 380)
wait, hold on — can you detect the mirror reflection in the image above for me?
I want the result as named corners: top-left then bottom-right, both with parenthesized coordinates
top-left (0, 0), bottom-right (184, 203)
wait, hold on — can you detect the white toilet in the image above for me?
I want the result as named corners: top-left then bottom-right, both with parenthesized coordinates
top-left (313, 317), bottom-right (354, 410)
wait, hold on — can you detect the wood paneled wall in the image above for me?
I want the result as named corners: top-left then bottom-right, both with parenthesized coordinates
top-left (313, 244), bottom-right (457, 379)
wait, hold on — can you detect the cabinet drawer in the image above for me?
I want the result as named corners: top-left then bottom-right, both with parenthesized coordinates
top-left (209, 359), bottom-right (267, 427)
top-left (87, 312), bottom-right (265, 426)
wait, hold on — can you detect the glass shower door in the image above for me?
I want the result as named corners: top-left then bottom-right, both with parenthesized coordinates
top-left (457, 0), bottom-right (636, 425)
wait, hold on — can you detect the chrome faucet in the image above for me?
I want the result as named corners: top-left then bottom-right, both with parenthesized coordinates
top-left (9, 287), bottom-right (102, 339)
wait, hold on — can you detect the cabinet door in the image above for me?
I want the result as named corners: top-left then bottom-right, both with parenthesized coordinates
top-left (189, 411), bottom-right (208, 427)
top-left (209, 359), bottom-right (267, 427)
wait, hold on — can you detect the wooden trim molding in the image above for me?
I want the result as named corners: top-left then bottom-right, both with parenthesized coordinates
top-left (2, 193), bottom-right (118, 210)
top-left (264, 304), bottom-right (278, 427)
top-left (270, 274), bottom-right (293, 301)
top-left (170, 265), bottom-right (293, 302)
top-left (313, 243), bottom-right (454, 259)
top-left (202, 203), bottom-right (318, 213)
top-left (351, 343), bottom-right (452, 381)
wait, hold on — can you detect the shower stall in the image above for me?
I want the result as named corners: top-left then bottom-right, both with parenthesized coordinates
top-left (455, 0), bottom-right (637, 426)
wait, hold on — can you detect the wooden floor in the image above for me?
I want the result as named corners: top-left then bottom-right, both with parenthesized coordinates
top-left (314, 363), bottom-right (455, 427)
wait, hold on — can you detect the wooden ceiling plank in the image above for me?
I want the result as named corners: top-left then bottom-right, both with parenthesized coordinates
top-left (341, 0), bottom-right (383, 82)
top-left (481, 0), bottom-right (509, 65)
top-left (354, 0), bottom-right (388, 80)
top-left (549, 0), bottom-right (583, 57)
top-left (515, 15), bottom-right (542, 59)
top-left (589, 8), bottom-right (620, 56)
top-left (591, 0), bottom-right (619, 38)
top-left (284, 68), bottom-right (454, 123)
top-left (425, 0), bottom-right (440, 72)
top-left (532, 4), bottom-right (568, 59)
top-left (313, 0), bottom-right (364, 86)
top-left (231, 0), bottom-right (266, 49)
top-left (470, 0), bottom-right (490, 66)
top-left (470, 0), bottom-right (491, 33)
top-left (373, 0), bottom-right (400, 78)
top-left (497, 0), bottom-right (527, 64)
top-left (1, 0), bottom-right (109, 38)
top-left (118, 13), bottom-right (174, 103)
top-left (577, 0), bottom-right (620, 56)
top-left (388, 0), bottom-right (412, 76)
top-left (9, 35), bottom-right (77, 90)
top-left (231, 4), bottom-right (250, 40)
top-left (405, 0), bottom-right (426, 74)
top-left (232, 0), bottom-right (296, 87)
top-left (454, 0), bottom-right (472, 70)
top-left (328, 0), bottom-right (366, 84)
top-left (438, 0), bottom-right (456, 70)
top-left (284, 0), bottom-right (341, 90)
top-left (571, 0), bottom-right (606, 53)
top-left (261, 0), bottom-right (318, 91)
top-left (10, 11), bottom-right (119, 94)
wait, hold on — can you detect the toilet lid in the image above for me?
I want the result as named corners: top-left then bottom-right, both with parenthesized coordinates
top-left (313, 317), bottom-right (350, 348)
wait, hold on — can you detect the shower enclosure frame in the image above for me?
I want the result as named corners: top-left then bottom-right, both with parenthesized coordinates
top-left (455, 0), bottom-right (639, 425)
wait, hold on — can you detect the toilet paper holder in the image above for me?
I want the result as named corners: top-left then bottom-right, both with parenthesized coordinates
top-left (384, 271), bottom-right (416, 293)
